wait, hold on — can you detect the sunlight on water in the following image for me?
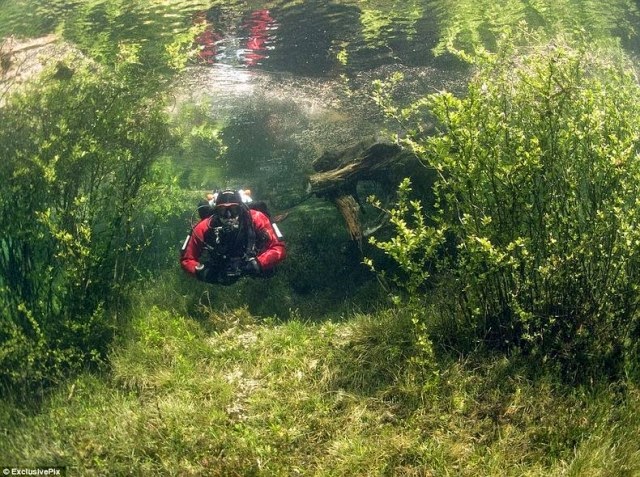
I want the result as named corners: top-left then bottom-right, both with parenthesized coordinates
top-left (200, 64), bottom-right (256, 102)
top-left (3, 0), bottom-right (640, 196)
top-left (2, 0), bottom-right (640, 75)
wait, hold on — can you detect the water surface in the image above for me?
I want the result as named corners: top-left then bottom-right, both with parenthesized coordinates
top-left (3, 0), bottom-right (640, 196)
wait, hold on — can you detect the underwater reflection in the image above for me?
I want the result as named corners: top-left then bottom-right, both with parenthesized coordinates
top-left (193, 8), bottom-right (277, 67)
top-left (193, 11), bottom-right (222, 65)
top-left (243, 9), bottom-right (277, 67)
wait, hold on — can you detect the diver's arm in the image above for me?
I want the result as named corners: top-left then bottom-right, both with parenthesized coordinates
top-left (180, 220), bottom-right (207, 276)
top-left (251, 210), bottom-right (286, 270)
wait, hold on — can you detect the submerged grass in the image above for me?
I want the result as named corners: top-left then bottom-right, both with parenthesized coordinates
top-left (1, 305), bottom-right (639, 475)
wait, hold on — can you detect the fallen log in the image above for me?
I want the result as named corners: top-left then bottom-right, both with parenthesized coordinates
top-left (333, 194), bottom-right (362, 243)
top-left (309, 141), bottom-right (404, 195)
top-left (307, 139), bottom-right (430, 246)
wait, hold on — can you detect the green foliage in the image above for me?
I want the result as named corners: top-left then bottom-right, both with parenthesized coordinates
top-left (371, 34), bottom-right (640, 377)
top-left (165, 22), bottom-right (207, 72)
top-left (359, 0), bottom-right (424, 47)
top-left (3, 306), bottom-right (640, 476)
top-left (432, 0), bottom-right (640, 60)
top-left (367, 179), bottom-right (443, 302)
top-left (366, 179), bottom-right (442, 365)
top-left (168, 99), bottom-right (227, 189)
top-left (0, 51), bottom-right (172, 388)
top-left (54, 0), bottom-right (209, 81)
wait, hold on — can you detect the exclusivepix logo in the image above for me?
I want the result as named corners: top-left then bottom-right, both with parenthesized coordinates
top-left (2, 468), bottom-right (65, 476)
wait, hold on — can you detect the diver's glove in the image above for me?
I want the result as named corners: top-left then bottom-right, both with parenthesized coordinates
top-left (241, 257), bottom-right (261, 276)
top-left (195, 263), bottom-right (216, 283)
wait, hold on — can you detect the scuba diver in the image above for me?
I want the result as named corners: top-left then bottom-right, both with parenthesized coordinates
top-left (181, 189), bottom-right (286, 285)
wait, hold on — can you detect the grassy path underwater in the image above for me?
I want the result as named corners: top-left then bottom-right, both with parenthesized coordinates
top-left (2, 306), bottom-right (640, 476)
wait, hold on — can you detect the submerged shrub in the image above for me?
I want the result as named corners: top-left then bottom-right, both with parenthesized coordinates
top-left (0, 51), bottom-right (172, 388)
top-left (373, 35), bottom-right (640, 378)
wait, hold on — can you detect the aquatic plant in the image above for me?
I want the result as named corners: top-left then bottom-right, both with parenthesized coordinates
top-left (0, 49), bottom-right (174, 388)
top-left (372, 32), bottom-right (640, 379)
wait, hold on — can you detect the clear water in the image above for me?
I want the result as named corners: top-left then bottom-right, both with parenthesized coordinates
top-left (4, 0), bottom-right (639, 75)
top-left (3, 0), bottom-right (640, 198)
top-left (4, 0), bottom-right (640, 308)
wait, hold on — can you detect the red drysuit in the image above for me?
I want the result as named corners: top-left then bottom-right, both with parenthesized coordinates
top-left (181, 208), bottom-right (285, 279)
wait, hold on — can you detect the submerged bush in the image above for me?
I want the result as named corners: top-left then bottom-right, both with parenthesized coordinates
top-left (373, 35), bottom-right (640, 378)
top-left (0, 50), bottom-right (173, 388)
